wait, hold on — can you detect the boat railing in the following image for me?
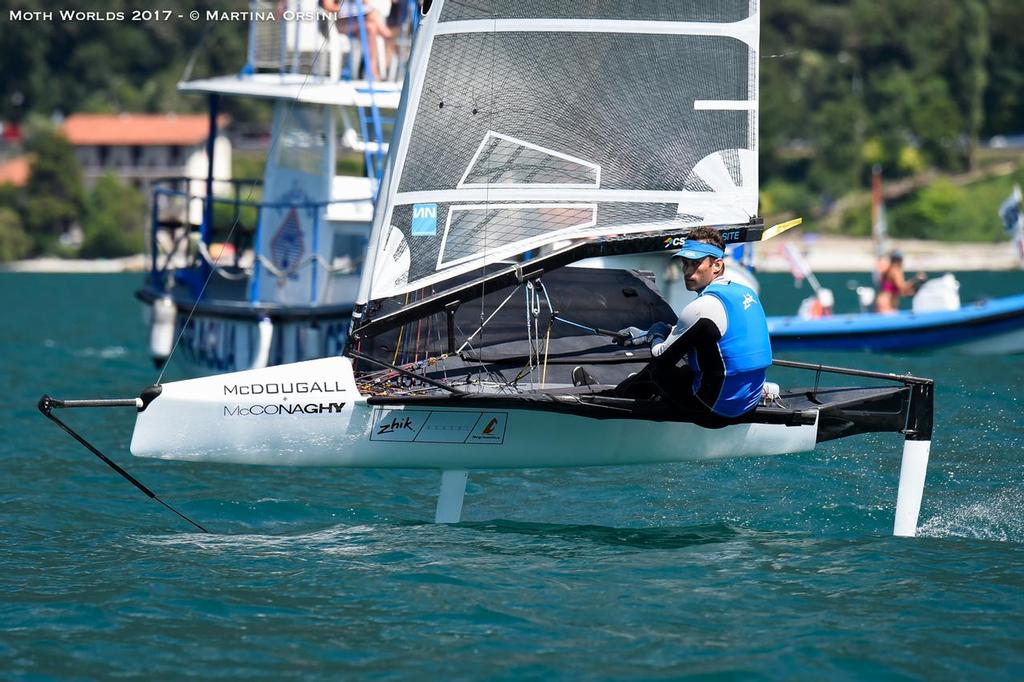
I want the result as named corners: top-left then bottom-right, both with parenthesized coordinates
top-left (242, 0), bottom-right (416, 181)
top-left (244, 0), bottom-right (419, 85)
top-left (146, 178), bottom-right (369, 307)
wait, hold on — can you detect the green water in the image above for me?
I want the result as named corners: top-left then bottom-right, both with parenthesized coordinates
top-left (1, 271), bottom-right (1023, 679)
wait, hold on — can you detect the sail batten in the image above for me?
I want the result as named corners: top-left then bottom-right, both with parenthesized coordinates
top-left (357, 0), bottom-right (761, 304)
top-left (393, 189), bottom-right (755, 206)
top-left (433, 18), bottom-right (758, 46)
top-left (436, 0), bottom-right (756, 23)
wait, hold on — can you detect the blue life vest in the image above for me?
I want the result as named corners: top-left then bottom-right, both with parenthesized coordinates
top-left (692, 280), bottom-right (773, 417)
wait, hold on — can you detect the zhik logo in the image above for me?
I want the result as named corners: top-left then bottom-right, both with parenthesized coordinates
top-left (377, 416), bottom-right (415, 434)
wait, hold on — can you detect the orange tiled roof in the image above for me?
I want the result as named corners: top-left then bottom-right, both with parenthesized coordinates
top-left (62, 113), bottom-right (229, 146)
top-left (0, 156), bottom-right (30, 187)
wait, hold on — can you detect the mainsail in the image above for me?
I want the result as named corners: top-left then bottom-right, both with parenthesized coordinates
top-left (357, 0), bottom-right (761, 305)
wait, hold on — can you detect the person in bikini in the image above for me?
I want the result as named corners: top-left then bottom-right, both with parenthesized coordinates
top-left (875, 250), bottom-right (926, 314)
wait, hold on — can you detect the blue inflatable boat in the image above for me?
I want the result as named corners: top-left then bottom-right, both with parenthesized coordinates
top-left (767, 293), bottom-right (1024, 354)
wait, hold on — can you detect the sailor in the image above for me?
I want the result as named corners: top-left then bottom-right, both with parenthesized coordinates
top-left (616, 227), bottom-right (772, 418)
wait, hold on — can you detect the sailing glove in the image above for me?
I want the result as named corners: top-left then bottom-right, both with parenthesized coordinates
top-left (647, 321), bottom-right (671, 346)
top-left (618, 326), bottom-right (649, 347)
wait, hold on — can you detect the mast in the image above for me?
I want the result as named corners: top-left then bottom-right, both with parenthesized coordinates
top-left (354, 3), bottom-right (441, 313)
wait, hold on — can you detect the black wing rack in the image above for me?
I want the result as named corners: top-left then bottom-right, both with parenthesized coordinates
top-left (350, 220), bottom-right (765, 343)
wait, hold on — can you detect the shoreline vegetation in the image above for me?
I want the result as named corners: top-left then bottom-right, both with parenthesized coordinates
top-left (2, 237), bottom-right (1020, 274)
top-left (3, 2), bottom-right (1024, 265)
top-left (1, 254), bottom-right (146, 273)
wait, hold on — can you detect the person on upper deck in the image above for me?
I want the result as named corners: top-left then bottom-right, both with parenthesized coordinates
top-left (875, 250), bottom-right (926, 314)
top-left (320, 0), bottom-right (393, 81)
top-left (615, 226), bottom-right (772, 419)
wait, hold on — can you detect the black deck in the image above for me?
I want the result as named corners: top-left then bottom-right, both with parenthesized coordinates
top-left (365, 383), bottom-right (912, 443)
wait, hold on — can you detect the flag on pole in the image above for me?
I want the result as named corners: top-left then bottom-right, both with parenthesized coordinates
top-left (781, 242), bottom-right (824, 293)
top-left (870, 166), bottom-right (889, 284)
top-left (999, 185), bottom-right (1023, 265)
top-left (781, 242), bottom-right (808, 286)
top-left (999, 185), bottom-right (1022, 235)
top-left (871, 167), bottom-right (889, 255)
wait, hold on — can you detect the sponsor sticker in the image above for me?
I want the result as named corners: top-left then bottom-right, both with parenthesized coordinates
top-left (467, 413), bottom-right (506, 443)
top-left (370, 409), bottom-right (507, 444)
top-left (223, 402), bottom-right (346, 417)
top-left (662, 229), bottom-right (746, 250)
top-left (222, 380), bottom-right (347, 396)
top-left (411, 203), bottom-right (438, 236)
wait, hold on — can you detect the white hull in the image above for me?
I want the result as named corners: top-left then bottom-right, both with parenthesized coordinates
top-left (131, 357), bottom-right (818, 468)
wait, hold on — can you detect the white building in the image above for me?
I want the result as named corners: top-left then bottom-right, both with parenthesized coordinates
top-left (62, 113), bottom-right (231, 191)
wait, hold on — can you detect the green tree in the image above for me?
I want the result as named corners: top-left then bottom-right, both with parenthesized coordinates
top-left (79, 173), bottom-right (145, 258)
top-left (0, 207), bottom-right (32, 261)
top-left (22, 125), bottom-right (85, 252)
top-left (809, 97), bottom-right (863, 195)
top-left (0, 182), bottom-right (20, 211)
top-left (953, 0), bottom-right (989, 168)
top-left (908, 77), bottom-right (964, 171)
top-left (889, 179), bottom-right (965, 239)
top-left (983, 0), bottom-right (1024, 136)
top-left (0, 0), bottom-right (256, 123)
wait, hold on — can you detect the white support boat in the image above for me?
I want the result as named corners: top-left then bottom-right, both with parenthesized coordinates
top-left (45, 0), bottom-right (934, 536)
top-left (137, 1), bottom-right (417, 376)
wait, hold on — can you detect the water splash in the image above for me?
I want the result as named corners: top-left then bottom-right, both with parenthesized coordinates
top-left (74, 346), bottom-right (129, 359)
top-left (918, 488), bottom-right (1024, 542)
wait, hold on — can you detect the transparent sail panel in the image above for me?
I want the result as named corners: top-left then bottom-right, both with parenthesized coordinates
top-left (364, 1), bottom-right (759, 301)
top-left (385, 202), bottom-right (710, 290)
top-left (461, 132), bottom-right (600, 187)
top-left (439, 204), bottom-right (596, 267)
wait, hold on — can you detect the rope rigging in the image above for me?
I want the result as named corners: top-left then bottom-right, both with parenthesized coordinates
top-left (357, 271), bottom-right (638, 397)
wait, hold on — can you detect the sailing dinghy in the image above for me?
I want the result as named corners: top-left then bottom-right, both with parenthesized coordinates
top-left (41, 1), bottom-right (934, 536)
